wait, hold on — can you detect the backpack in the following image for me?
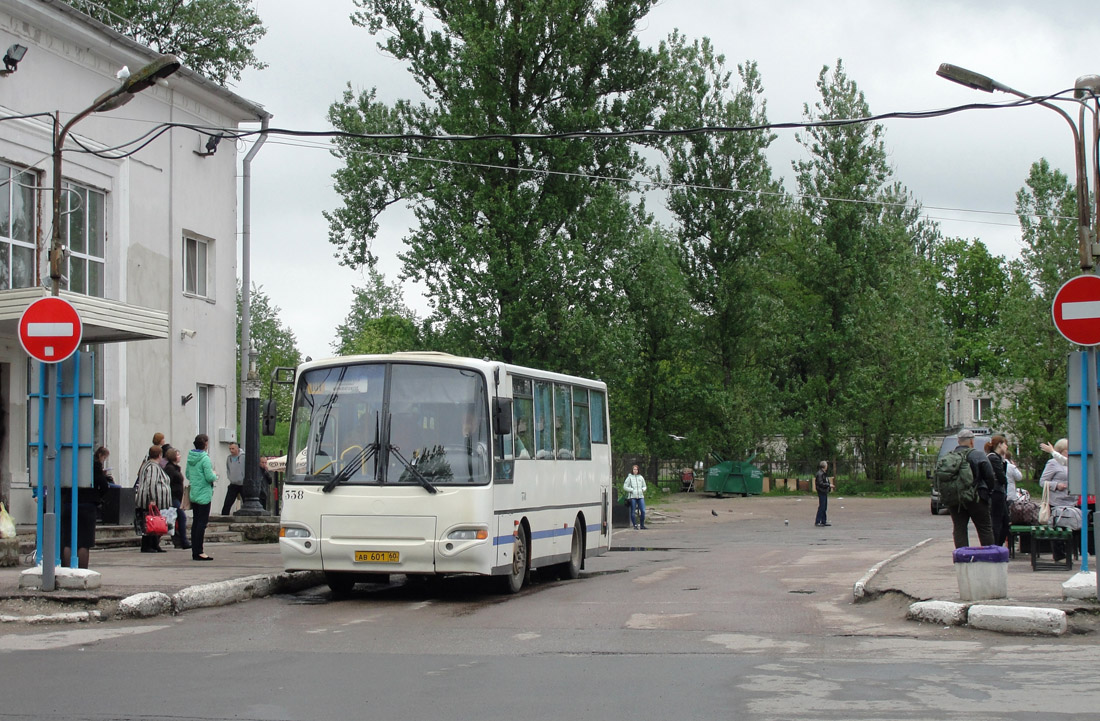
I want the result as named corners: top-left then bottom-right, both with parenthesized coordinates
top-left (934, 448), bottom-right (976, 508)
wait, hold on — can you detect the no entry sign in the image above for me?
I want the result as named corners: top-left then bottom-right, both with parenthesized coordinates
top-left (18, 297), bottom-right (83, 363)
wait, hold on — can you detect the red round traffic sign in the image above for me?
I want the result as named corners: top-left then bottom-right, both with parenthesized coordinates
top-left (18, 297), bottom-right (83, 363)
top-left (1053, 274), bottom-right (1100, 346)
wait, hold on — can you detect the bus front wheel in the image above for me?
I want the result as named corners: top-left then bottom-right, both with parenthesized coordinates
top-left (325, 571), bottom-right (356, 596)
top-left (500, 528), bottom-right (529, 594)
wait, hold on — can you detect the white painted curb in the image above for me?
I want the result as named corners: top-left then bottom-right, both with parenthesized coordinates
top-left (907, 600), bottom-right (967, 626)
top-left (854, 538), bottom-right (933, 601)
top-left (967, 604), bottom-right (1067, 636)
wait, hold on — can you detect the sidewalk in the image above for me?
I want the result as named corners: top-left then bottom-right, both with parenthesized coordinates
top-left (0, 540), bottom-right (319, 622)
top-left (2, 495), bottom-right (1097, 632)
top-left (862, 535), bottom-right (1096, 609)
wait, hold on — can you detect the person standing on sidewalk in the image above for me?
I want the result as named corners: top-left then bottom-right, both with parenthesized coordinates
top-left (948, 429), bottom-right (995, 548)
top-left (134, 446), bottom-right (171, 553)
top-left (187, 434), bottom-right (217, 561)
top-left (220, 442), bottom-right (246, 515)
top-left (814, 461), bottom-right (834, 526)
top-left (985, 435), bottom-right (1010, 547)
top-left (623, 465), bottom-right (647, 530)
top-left (164, 447), bottom-right (190, 549)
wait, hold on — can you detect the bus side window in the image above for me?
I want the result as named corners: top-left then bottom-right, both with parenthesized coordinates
top-left (590, 390), bottom-right (607, 444)
top-left (513, 378), bottom-right (534, 460)
top-left (573, 387), bottom-right (591, 460)
top-left (534, 380), bottom-right (554, 459)
top-left (554, 383), bottom-right (574, 460)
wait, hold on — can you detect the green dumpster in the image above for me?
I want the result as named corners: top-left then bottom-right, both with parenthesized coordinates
top-left (704, 454), bottom-right (764, 497)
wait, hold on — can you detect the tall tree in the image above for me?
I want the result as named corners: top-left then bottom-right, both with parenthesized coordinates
top-left (72, 0), bottom-right (266, 84)
top-left (992, 159), bottom-right (1078, 474)
top-left (653, 34), bottom-right (783, 458)
top-left (333, 268), bottom-right (421, 355)
top-left (325, 0), bottom-right (659, 374)
top-left (934, 238), bottom-right (1011, 378)
top-left (237, 283), bottom-right (301, 422)
top-left (780, 61), bottom-right (946, 477)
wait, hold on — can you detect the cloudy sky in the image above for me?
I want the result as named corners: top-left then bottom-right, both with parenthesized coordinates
top-left (231, 0), bottom-right (1100, 359)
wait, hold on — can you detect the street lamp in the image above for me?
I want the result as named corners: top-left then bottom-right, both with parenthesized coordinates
top-left (50, 54), bottom-right (180, 295)
top-left (235, 340), bottom-right (266, 516)
top-left (937, 63), bottom-right (1096, 271)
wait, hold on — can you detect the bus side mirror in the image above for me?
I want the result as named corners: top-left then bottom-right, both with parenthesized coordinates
top-left (262, 399), bottom-right (277, 436)
top-left (493, 398), bottom-right (512, 436)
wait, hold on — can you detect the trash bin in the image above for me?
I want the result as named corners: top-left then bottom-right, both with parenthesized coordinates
top-left (704, 456), bottom-right (764, 497)
top-left (954, 545), bottom-right (1008, 601)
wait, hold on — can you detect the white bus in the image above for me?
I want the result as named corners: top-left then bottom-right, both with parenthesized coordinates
top-left (277, 352), bottom-right (612, 593)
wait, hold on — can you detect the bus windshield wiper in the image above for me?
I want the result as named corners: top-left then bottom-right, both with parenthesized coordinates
top-left (388, 444), bottom-right (438, 494)
top-left (322, 412), bottom-right (380, 493)
top-left (321, 443), bottom-right (378, 493)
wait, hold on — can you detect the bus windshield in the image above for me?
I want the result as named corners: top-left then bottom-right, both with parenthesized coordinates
top-left (288, 362), bottom-right (490, 487)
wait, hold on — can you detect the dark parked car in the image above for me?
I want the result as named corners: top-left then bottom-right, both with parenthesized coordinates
top-left (930, 429), bottom-right (992, 515)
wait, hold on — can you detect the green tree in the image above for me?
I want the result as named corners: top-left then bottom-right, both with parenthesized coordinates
top-left (237, 283), bottom-right (301, 422)
top-left (72, 0), bottom-right (266, 84)
top-left (609, 226), bottom-right (698, 456)
top-left (653, 34), bottom-right (783, 458)
top-left (779, 61), bottom-right (946, 478)
top-left (934, 238), bottom-right (1011, 378)
top-left (991, 159), bottom-right (1078, 475)
top-left (333, 268), bottom-right (421, 355)
top-left (325, 0), bottom-right (659, 374)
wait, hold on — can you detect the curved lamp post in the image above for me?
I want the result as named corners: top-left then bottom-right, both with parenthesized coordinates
top-left (50, 54), bottom-right (180, 295)
top-left (937, 63), bottom-right (1096, 271)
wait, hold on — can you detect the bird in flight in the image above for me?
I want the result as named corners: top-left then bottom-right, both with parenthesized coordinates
top-left (668, 434), bottom-right (686, 441)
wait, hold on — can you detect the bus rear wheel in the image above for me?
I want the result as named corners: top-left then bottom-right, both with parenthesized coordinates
top-left (560, 524), bottom-right (583, 580)
top-left (500, 528), bottom-right (529, 594)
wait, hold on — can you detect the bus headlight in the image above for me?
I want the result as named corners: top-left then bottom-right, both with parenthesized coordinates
top-left (280, 526), bottom-right (310, 539)
top-left (447, 528), bottom-right (488, 541)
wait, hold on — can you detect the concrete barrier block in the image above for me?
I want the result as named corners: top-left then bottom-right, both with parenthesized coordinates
top-left (967, 605), bottom-right (1067, 636)
top-left (55, 568), bottom-right (102, 590)
top-left (1062, 571), bottom-right (1098, 601)
top-left (907, 600), bottom-right (968, 626)
top-left (119, 591), bottom-right (173, 618)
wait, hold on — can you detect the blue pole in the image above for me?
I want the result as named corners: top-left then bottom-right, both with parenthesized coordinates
top-left (67, 353), bottom-right (80, 569)
top-left (34, 363), bottom-right (46, 565)
top-left (1082, 351), bottom-right (1091, 572)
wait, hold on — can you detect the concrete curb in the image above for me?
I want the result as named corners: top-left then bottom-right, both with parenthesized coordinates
top-left (2, 570), bottom-right (325, 624)
top-left (906, 600), bottom-right (1068, 635)
top-left (853, 537), bottom-right (933, 602)
top-left (1, 610), bottom-right (103, 624)
top-left (966, 604), bottom-right (1067, 636)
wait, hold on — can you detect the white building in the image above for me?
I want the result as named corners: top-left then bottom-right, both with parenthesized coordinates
top-left (943, 377), bottom-right (1022, 432)
top-left (0, 0), bottom-right (269, 521)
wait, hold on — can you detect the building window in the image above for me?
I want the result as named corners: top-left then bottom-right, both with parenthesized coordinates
top-left (0, 163), bottom-right (38, 290)
top-left (973, 397), bottom-right (992, 421)
top-left (197, 384), bottom-right (212, 435)
top-left (63, 183), bottom-right (106, 297)
top-left (184, 234), bottom-right (211, 298)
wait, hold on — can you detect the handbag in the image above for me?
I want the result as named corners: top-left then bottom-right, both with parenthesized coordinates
top-left (144, 503), bottom-right (169, 536)
top-left (1038, 482), bottom-right (1052, 525)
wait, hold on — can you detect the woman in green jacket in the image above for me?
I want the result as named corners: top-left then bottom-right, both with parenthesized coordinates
top-left (186, 434), bottom-right (217, 561)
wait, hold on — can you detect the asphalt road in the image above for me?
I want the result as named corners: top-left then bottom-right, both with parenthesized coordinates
top-left (3, 496), bottom-right (1099, 720)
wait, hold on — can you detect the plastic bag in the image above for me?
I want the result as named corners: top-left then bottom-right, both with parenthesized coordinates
top-left (0, 503), bottom-right (15, 538)
top-left (160, 507), bottom-right (177, 527)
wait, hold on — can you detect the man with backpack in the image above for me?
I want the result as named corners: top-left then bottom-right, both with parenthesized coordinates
top-left (939, 429), bottom-right (995, 548)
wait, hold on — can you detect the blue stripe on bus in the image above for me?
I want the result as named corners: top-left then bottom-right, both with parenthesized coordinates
top-left (493, 525), bottom-right (574, 545)
top-left (493, 523), bottom-right (605, 546)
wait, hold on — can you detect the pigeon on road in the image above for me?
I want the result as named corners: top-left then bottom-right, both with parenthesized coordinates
top-left (711, 509), bottom-right (718, 517)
